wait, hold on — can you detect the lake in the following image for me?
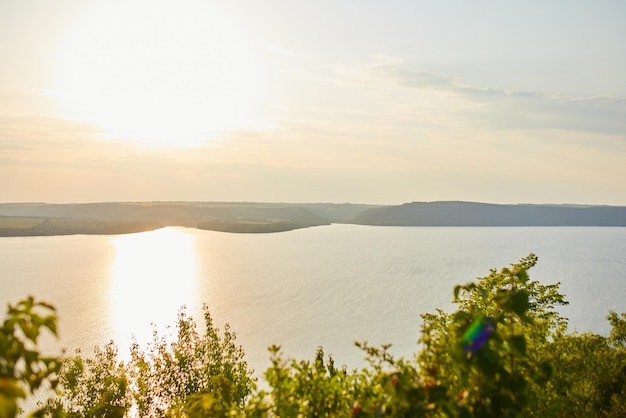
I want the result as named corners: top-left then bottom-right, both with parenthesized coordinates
top-left (1, 224), bottom-right (625, 376)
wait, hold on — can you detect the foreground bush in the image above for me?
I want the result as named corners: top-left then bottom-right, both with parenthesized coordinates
top-left (2, 254), bottom-right (625, 417)
top-left (40, 307), bottom-right (254, 418)
top-left (129, 306), bottom-right (254, 416)
top-left (0, 297), bottom-right (60, 417)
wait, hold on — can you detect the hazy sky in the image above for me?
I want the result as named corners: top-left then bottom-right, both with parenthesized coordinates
top-left (1, 0), bottom-right (625, 205)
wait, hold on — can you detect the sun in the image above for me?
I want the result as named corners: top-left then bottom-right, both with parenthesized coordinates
top-left (55, 0), bottom-right (265, 147)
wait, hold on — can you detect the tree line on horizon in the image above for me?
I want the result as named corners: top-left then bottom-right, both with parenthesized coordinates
top-left (1, 254), bottom-right (625, 417)
top-left (1, 201), bottom-right (625, 237)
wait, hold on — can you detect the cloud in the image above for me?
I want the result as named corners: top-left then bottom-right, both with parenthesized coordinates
top-left (1, 52), bottom-right (624, 205)
top-left (456, 89), bottom-right (626, 136)
top-left (0, 113), bottom-right (99, 152)
top-left (370, 64), bottom-right (453, 89)
top-left (366, 60), bottom-right (626, 137)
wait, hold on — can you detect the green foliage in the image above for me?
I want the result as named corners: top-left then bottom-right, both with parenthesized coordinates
top-left (4, 254), bottom-right (626, 417)
top-left (0, 297), bottom-right (60, 418)
top-left (37, 305), bottom-right (254, 417)
top-left (607, 311), bottom-right (626, 348)
top-left (183, 375), bottom-right (241, 417)
top-left (129, 305), bottom-right (255, 417)
top-left (536, 313), bottom-right (626, 418)
top-left (349, 342), bottom-right (447, 417)
top-left (42, 341), bottom-right (130, 417)
top-left (255, 345), bottom-right (354, 417)
top-left (417, 253), bottom-right (568, 417)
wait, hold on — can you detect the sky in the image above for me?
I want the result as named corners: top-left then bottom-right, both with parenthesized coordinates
top-left (1, 0), bottom-right (625, 205)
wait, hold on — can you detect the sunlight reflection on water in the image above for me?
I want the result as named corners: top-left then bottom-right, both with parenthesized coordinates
top-left (109, 228), bottom-right (199, 357)
top-left (1, 225), bottom-right (624, 380)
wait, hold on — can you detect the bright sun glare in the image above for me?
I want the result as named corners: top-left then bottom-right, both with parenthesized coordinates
top-left (110, 228), bottom-right (198, 352)
top-left (55, 0), bottom-right (265, 147)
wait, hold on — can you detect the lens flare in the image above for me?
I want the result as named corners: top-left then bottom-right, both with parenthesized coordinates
top-left (461, 315), bottom-right (494, 354)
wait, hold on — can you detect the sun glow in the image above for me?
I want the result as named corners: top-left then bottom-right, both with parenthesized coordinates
top-left (55, 0), bottom-right (265, 147)
top-left (109, 228), bottom-right (199, 353)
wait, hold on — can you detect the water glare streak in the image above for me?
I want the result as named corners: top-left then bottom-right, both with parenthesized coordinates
top-left (109, 228), bottom-right (199, 356)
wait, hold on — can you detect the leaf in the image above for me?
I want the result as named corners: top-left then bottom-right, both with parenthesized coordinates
top-left (510, 291), bottom-right (529, 317)
top-left (509, 335), bottom-right (527, 355)
top-left (0, 394), bottom-right (19, 418)
top-left (38, 301), bottom-right (56, 312)
top-left (43, 317), bottom-right (57, 336)
top-left (516, 269), bottom-right (529, 283)
top-left (453, 311), bottom-right (470, 323)
top-left (539, 360), bottom-right (554, 382)
top-left (22, 296), bottom-right (34, 312)
top-left (0, 378), bottom-right (25, 399)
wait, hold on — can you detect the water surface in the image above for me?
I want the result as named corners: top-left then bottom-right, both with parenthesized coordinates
top-left (1, 225), bottom-right (624, 375)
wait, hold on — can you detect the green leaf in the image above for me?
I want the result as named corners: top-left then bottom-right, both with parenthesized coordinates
top-left (539, 360), bottom-right (554, 382)
top-left (516, 269), bottom-right (529, 283)
top-left (0, 378), bottom-right (26, 399)
top-left (510, 290), bottom-right (529, 317)
top-left (453, 311), bottom-right (470, 325)
top-left (509, 335), bottom-right (526, 354)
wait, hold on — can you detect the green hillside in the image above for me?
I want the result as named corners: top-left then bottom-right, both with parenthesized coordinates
top-left (1, 201), bottom-right (624, 237)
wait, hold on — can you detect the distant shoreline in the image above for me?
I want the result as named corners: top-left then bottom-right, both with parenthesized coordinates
top-left (0, 218), bottom-right (163, 237)
top-left (1, 201), bottom-right (625, 237)
top-left (0, 221), bottom-right (323, 237)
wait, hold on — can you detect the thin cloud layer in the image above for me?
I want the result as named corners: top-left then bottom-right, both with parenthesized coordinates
top-left (368, 59), bottom-right (626, 137)
top-left (1, 1), bottom-right (625, 204)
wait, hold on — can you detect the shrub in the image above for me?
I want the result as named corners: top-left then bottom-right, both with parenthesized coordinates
top-left (43, 341), bottom-right (130, 417)
top-left (4, 255), bottom-right (625, 417)
top-left (0, 297), bottom-right (60, 417)
top-left (128, 305), bottom-right (255, 417)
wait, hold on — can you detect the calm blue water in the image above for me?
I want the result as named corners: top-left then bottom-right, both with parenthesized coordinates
top-left (1, 225), bottom-right (625, 375)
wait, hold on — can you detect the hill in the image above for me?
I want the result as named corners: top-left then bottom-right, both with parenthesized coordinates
top-left (0, 202), bottom-right (378, 236)
top-left (1, 201), bottom-right (624, 236)
top-left (352, 201), bottom-right (626, 226)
